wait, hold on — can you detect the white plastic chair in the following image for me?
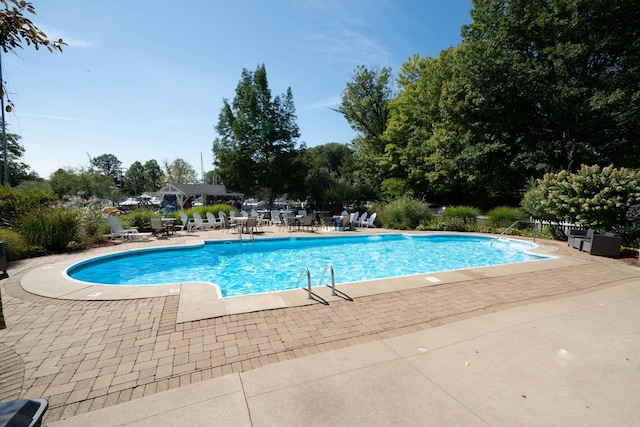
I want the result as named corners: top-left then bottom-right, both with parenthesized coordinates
top-left (206, 212), bottom-right (222, 229)
top-left (364, 212), bottom-right (377, 228)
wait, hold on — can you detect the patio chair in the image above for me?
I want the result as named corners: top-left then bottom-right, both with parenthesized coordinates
top-left (150, 216), bottom-right (170, 237)
top-left (301, 214), bottom-right (316, 231)
top-left (256, 213), bottom-right (266, 232)
top-left (348, 212), bottom-right (358, 231)
top-left (354, 212), bottom-right (367, 227)
top-left (229, 210), bottom-right (237, 227)
top-left (238, 216), bottom-right (258, 235)
top-left (135, 217), bottom-right (151, 232)
top-left (581, 234), bottom-right (622, 258)
top-left (363, 212), bottom-right (377, 228)
top-left (571, 228), bottom-right (597, 250)
top-left (339, 214), bottom-right (351, 231)
top-left (567, 229), bottom-right (588, 246)
top-left (192, 212), bottom-right (208, 231)
top-left (175, 212), bottom-right (191, 233)
top-left (0, 398), bottom-right (49, 427)
top-left (206, 211), bottom-right (223, 229)
top-left (218, 211), bottom-right (229, 231)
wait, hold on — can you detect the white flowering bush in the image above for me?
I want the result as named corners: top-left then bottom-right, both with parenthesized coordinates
top-left (522, 165), bottom-right (640, 232)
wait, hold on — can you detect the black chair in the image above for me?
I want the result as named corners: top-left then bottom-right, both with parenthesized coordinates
top-left (0, 398), bottom-right (48, 427)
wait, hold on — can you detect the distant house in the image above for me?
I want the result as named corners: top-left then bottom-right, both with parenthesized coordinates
top-left (157, 183), bottom-right (244, 209)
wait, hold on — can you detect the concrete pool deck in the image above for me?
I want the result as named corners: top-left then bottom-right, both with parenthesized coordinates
top-left (1, 226), bottom-right (639, 425)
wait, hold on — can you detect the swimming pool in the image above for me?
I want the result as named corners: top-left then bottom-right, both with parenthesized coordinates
top-left (66, 234), bottom-right (549, 297)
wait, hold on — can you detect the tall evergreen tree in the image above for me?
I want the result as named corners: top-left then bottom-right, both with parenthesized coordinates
top-left (213, 64), bottom-right (304, 203)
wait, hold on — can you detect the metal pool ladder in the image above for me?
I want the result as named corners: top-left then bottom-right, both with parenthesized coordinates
top-left (297, 265), bottom-right (337, 300)
top-left (319, 264), bottom-right (337, 296)
top-left (238, 225), bottom-right (254, 244)
top-left (297, 267), bottom-right (312, 299)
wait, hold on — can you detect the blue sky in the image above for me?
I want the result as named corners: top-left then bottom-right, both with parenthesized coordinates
top-left (3, 0), bottom-right (473, 179)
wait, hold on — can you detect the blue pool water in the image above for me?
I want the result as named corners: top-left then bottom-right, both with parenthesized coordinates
top-left (67, 234), bottom-right (548, 297)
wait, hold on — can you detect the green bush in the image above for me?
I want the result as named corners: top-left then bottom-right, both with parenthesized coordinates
top-left (19, 207), bottom-right (81, 251)
top-left (486, 206), bottom-right (527, 227)
top-left (374, 196), bottom-right (431, 230)
top-left (0, 228), bottom-right (29, 261)
top-left (78, 206), bottom-right (110, 244)
top-left (441, 206), bottom-right (480, 223)
top-left (0, 184), bottom-right (56, 225)
top-left (522, 164), bottom-right (640, 231)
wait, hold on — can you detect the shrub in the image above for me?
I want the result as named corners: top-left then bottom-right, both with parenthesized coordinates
top-left (486, 206), bottom-right (527, 227)
top-left (19, 207), bottom-right (81, 251)
top-left (0, 228), bottom-right (29, 261)
top-left (77, 206), bottom-right (110, 244)
top-left (0, 184), bottom-right (56, 225)
top-left (441, 206), bottom-right (480, 223)
top-left (522, 164), bottom-right (640, 231)
top-left (374, 196), bottom-right (431, 230)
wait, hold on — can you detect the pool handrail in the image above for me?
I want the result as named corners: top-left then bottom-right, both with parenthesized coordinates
top-left (319, 264), bottom-right (336, 296)
top-left (490, 220), bottom-right (538, 246)
top-left (297, 267), bottom-right (312, 299)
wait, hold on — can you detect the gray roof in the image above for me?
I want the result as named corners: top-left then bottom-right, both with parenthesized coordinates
top-left (158, 183), bottom-right (244, 197)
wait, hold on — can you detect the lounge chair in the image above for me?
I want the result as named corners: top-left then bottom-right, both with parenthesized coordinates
top-left (581, 234), bottom-right (622, 257)
top-left (271, 210), bottom-right (282, 227)
top-left (363, 212), bottom-right (377, 228)
top-left (206, 212), bottom-right (223, 229)
top-left (106, 216), bottom-right (151, 240)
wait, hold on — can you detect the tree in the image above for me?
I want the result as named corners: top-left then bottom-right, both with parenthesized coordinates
top-left (376, 0), bottom-right (640, 207)
top-left (457, 0), bottom-right (640, 198)
top-left (143, 159), bottom-right (163, 191)
top-left (0, 0), bottom-right (65, 189)
top-left (123, 161), bottom-right (145, 195)
top-left (161, 158), bottom-right (198, 185)
top-left (213, 64), bottom-right (305, 203)
top-left (89, 153), bottom-right (123, 186)
top-left (49, 167), bottom-right (114, 199)
top-left (303, 143), bottom-right (363, 210)
top-left (334, 66), bottom-right (394, 190)
top-left (0, 124), bottom-right (39, 185)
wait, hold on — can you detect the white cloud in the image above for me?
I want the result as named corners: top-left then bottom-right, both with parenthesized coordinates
top-left (302, 95), bottom-right (342, 110)
top-left (293, 1), bottom-right (391, 68)
top-left (20, 113), bottom-right (91, 122)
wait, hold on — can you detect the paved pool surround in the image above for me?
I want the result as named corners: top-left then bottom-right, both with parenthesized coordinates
top-left (1, 225), bottom-right (638, 424)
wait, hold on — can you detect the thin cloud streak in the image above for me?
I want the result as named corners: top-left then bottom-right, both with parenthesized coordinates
top-left (21, 113), bottom-right (91, 122)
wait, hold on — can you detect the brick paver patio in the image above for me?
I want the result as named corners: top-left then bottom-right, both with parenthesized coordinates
top-left (0, 229), bottom-right (638, 424)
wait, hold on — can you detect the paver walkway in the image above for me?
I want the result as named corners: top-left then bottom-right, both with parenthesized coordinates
top-left (0, 229), bottom-right (638, 424)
